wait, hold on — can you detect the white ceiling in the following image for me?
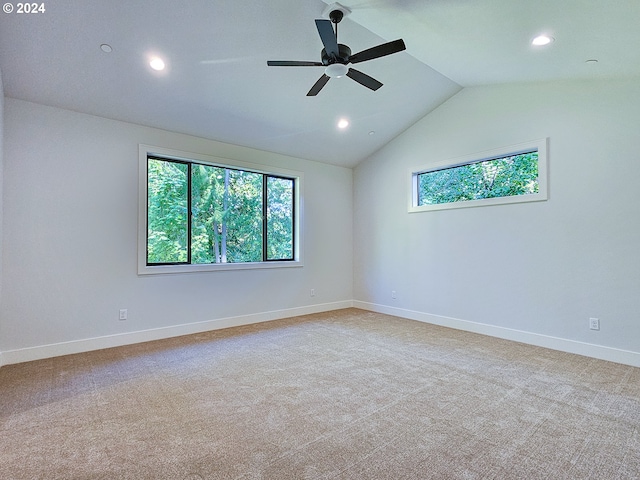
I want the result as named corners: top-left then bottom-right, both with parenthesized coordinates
top-left (1, 0), bottom-right (639, 168)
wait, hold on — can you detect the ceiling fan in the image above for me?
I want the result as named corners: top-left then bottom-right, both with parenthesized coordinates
top-left (267, 8), bottom-right (406, 96)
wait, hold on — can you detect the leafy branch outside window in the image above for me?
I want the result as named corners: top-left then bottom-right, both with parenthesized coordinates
top-left (417, 152), bottom-right (539, 206)
top-left (147, 157), bottom-right (294, 265)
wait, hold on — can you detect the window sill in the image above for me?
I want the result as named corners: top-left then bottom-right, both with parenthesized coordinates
top-left (408, 191), bottom-right (547, 213)
top-left (138, 260), bottom-right (303, 276)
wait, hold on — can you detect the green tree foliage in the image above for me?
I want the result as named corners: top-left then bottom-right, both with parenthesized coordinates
top-left (418, 152), bottom-right (539, 206)
top-left (147, 159), bottom-right (188, 263)
top-left (267, 177), bottom-right (294, 260)
top-left (191, 165), bottom-right (263, 263)
top-left (147, 158), bottom-right (294, 265)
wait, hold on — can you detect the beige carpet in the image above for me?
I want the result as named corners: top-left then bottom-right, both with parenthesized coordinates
top-left (1, 308), bottom-right (639, 479)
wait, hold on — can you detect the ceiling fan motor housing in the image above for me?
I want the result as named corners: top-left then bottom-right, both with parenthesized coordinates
top-left (321, 44), bottom-right (352, 65)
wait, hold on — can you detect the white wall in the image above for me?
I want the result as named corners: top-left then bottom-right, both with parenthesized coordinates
top-left (354, 78), bottom-right (640, 364)
top-left (4, 78), bottom-right (640, 367)
top-left (1, 99), bottom-right (353, 363)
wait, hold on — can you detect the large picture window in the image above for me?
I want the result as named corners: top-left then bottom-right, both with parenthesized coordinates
top-left (139, 146), bottom-right (301, 274)
top-left (409, 138), bottom-right (548, 213)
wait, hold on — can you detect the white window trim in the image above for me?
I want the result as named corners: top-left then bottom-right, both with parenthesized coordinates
top-left (408, 138), bottom-right (549, 213)
top-left (138, 144), bottom-right (304, 275)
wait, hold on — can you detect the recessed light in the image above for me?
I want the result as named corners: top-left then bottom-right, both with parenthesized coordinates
top-left (532, 35), bottom-right (554, 46)
top-left (337, 118), bottom-right (349, 129)
top-left (100, 44), bottom-right (112, 53)
top-left (149, 57), bottom-right (166, 71)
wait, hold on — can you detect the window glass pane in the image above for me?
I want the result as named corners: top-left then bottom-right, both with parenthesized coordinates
top-left (147, 158), bottom-right (188, 264)
top-left (144, 150), bottom-right (298, 272)
top-left (191, 163), bottom-right (224, 264)
top-left (418, 152), bottom-right (539, 206)
top-left (191, 165), bottom-right (263, 263)
top-left (266, 177), bottom-right (294, 260)
top-left (225, 169), bottom-right (263, 263)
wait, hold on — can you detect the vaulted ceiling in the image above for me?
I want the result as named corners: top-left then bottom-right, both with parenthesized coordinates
top-left (1, 0), bottom-right (638, 167)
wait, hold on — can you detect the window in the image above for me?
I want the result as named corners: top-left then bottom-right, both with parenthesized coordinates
top-left (139, 146), bottom-right (301, 274)
top-left (409, 138), bottom-right (548, 212)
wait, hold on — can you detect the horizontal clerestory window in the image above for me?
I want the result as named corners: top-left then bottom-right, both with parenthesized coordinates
top-left (409, 139), bottom-right (548, 212)
top-left (139, 146), bottom-right (302, 274)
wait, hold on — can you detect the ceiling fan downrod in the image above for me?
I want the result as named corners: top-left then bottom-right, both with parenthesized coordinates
top-left (330, 9), bottom-right (343, 44)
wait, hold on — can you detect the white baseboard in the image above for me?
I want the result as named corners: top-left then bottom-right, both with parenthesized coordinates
top-left (354, 301), bottom-right (640, 368)
top-left (4, 300), bottom-right (639, 368)
top-left (0, 300), bottom-right (353, 366)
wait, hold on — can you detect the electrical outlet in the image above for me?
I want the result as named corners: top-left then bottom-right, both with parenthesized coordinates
top-left (310, 289), bottom-right (316, 297)
top-left (119, 309), bottom-right (128, 321)
top-left (391, 290), bottom-right (397, 299)
top-left (589, 317), bottom-right (600, 331)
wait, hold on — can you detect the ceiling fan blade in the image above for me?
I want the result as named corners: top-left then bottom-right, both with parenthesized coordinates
top-left (315, 19), bottom-right (339, 58)
top-left (307, 74), bottom-right (330, 96)
top-left (267, 60), bottom-right (323, 66)
top-left (346, 68), bottom-right (383, 91)
top-left (348, 39), bottom-right (406, 64)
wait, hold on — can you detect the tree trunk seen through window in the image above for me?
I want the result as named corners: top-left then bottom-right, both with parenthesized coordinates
top-left (147, 157), bottom-right (294, 266)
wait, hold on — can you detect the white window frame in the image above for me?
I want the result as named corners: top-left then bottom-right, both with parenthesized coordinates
top-left (138, 145), bottom-right (304, 275)
top-left (409, 138), bottom-right (549, 213)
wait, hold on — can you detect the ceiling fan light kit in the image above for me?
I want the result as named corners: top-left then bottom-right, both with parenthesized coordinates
top-left (267, 7), bottom-right (406, 96)
top-left (325, 63), bottom-right (348, 78)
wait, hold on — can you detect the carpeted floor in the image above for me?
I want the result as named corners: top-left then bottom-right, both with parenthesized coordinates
top-left (1, 308), bottom-right (639, 479)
